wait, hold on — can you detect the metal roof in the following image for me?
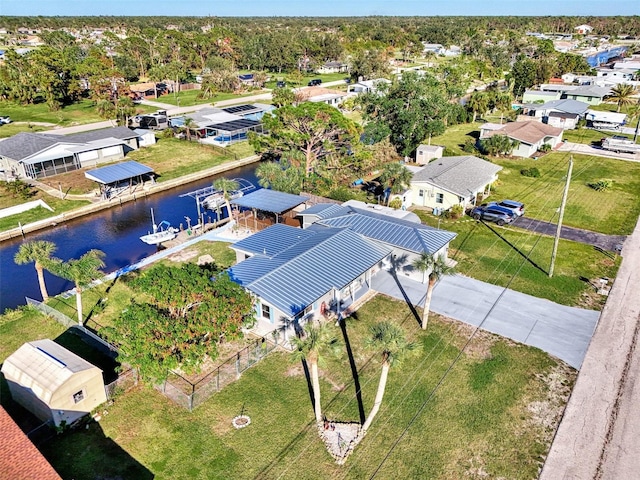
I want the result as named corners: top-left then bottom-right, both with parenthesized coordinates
top-left (412, 155), bottom-right (503, 198)
top-left (299, 203), bottom-right (346, 218)
top-left (61, 126), bottom-right (139, 143)
top-left (315, 206), bottom-right (457, 255)
top-left (84, 161), bottom-right (154, 184)
top-left (228, 227), bottom-right (391, 317)
top-left (231, 189), bottom-right (309, 213)
top-left (232, 223), bottom-right (316, 257)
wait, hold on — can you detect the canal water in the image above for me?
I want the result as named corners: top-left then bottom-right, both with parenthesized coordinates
top-left (0, 163), bottom-right (260, 313)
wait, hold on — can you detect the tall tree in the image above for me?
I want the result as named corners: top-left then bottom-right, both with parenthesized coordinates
top-left (411, 253), bottom-right (456, 330)
top-left (467, 91), bottom-right (489, 123)
top-left (379, 162), bottom-right (413, 204)
top-left (14, 240), bottom-right (58, 301)
top-left (255, 160), bottom-right (305, 194)
top-left (52, 249), bottom-right (105, 325)
top-left (361, 322), bottom-right (413, 433)
top-left (249, 102), bottom-right (360, 177)
top-left (609, 84), bottom-right (638, 113)
top-left (291, 322), bottom-right (340, 424)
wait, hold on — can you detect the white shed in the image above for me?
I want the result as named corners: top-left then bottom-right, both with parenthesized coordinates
top-left (415, 144), bottom-right (444, 164)
top-left (133, 128), bottom-right (158, 147)
top-left (1, 339), bottom-right (106, 427)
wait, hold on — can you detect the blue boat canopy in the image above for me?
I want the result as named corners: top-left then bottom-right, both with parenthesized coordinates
top-left (85, 161), bottom-right (154, 185)
top-left (231, 189), bottom-right (309, 214)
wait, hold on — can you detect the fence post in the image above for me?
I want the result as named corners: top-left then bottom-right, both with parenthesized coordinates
top-left (216, 367), bottom-right (220, 392)
top-left (236, 353), bottom-right (241, 378)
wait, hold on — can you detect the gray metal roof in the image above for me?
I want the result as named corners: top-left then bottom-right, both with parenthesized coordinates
top-left (538, 99), bottom-right (590, 115)
top-left (232, 223), bottom-right (316, 257)
top-left (84, 161), bottom-right (154, 184)
top-left (231, 189), bottom-right (309, 214)
top-left (299, 203), bottom-right (347, 219)
top-left (411, 155), bottom-right (503, 199)
top-left (316, 209), bottom-right (456, 255)
top-left (228, 226), bottom-right (391, 317)
top-left (62, 126), bottom-right (139, 143)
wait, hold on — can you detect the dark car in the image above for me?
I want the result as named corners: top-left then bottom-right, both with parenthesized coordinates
top-left (470, 205), bottom-right (514, 226)
top-left (276, 81), bottom-right (286, 88)
top-left (486, 199), bottom-right (525, 217)
top-left (308, 78), bottom-right (322, 86)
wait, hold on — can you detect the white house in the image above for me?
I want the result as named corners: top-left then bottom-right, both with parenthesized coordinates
top-left (575, 25), bottom-right (594, 35)
top-left (316, 61), bottom-right (348, 74)
top-left (409, 155), bottom-right (502, 211)
top-left (298, 86), bottom-right (348, 107)
top-left (348, 78), bottom-right (391, 95)
top-left (482, 121), bottom-right (564, 158)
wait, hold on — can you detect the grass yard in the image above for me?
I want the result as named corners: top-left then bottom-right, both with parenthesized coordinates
top-left (562, 128), bottom-right (633, 145)
top-left (0, 122), bottom-right (50, 138)
top-left (0, 295), bottom-right (574, 480)
top-left (0, 191), bottom-right (89, 233)
top-left (0, 99), bottom-right (104, 126)
top-left (492, 152), bottom-right (640, 235)
top-left (414, 209), bottom-right (620, 308)
top-left (157, 90), bottom-right (268, 107)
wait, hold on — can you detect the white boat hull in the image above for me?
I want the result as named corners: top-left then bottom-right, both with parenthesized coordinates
top-left (140, 228), bottom-right (178, 245)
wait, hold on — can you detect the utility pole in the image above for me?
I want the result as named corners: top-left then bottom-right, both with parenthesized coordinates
top-left (549, 156), bottom-right (573, 278)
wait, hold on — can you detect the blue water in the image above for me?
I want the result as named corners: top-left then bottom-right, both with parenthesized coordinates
top-left (0, 163), bottom-right (259, 312)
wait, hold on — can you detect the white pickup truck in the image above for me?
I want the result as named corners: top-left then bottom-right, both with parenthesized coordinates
top-left (601, 136), bottom-right (640, 154)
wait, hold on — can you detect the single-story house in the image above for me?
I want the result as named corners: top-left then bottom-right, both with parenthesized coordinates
top-left (522, 99), bottom-right (589, 129)
top-left (409, 155), bottom-right (502, 211)
top-left (613, 61), bottom-right (640, 71)
top-left (546, 111), bottom-right (580, 130)
top-left (574, 25), bottom-right (593, 35)
top-left (129, 82), bottom-right (159, 98)
top-left (481, 120), bottom-right (564, 158)
top-left (347, 78), bottom-right (392, 95)
top-left (585, 109), bottom-right (627, 129)
top-left (228, 225), bottom-right (392, 342)
top-left (0, 127), bottom-right (141, 179)
top-left (298, 86), bottom-right (348, 107)
top-left (596, 68), bottom-right (637, 81)
top-left (563, 85), bottom-right (611, 105)
top-left (522, 90), bottom-right (561, 103)
top-left (316, 61), bottom-right (348, 74)
top-left (415, 144), bottom-right (444, 164)
top-left (1, 340), bottom-right (107, 427)
top-left (133, 128), bottom-right (157, 147)
top-left (0, 406), bottom-right (62, 480)
top-left (422, 43), bottom-right (444, 54)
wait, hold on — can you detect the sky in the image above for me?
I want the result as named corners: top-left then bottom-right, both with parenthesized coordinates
top-left (0, 0), bottom-right (638, 17)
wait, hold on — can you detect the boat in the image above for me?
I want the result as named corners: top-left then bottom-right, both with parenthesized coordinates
top-left (202, 190), bottom-right (243, 210)
top-left (139, 209), bottom-right (179, 245)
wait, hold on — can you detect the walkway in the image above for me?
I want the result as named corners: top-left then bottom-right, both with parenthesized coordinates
top-left (371, 270), bottom-right (600, 369)
top-left (540, 216), bottom-right (640, 479)
top-left (512, 216), bottom-right (625, 252)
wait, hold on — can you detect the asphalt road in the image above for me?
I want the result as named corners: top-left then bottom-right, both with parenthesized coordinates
top-left (371, 270), bottom-right (600, 369)
top-left (511, 216), bottom-right (626, 252)
top-left (540, 216), bottom-right (640, 479)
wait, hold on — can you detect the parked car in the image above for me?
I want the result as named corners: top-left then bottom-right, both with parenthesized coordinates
top-left (276, 80), bottom-right (286, 88)
top-left (470, 205), bottom-right (514, 226)
top-left (0, 116), bottom-right (11, 125)
top-left (308, 78), bottom-right (322, 86)
top-left (484, 199), bottom-right (525, 217)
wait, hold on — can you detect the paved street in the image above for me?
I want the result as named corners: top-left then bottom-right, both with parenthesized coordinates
top-left (371, 270), bottom-right (600, 369)
top-left (558, 140), bottom-right (640, 162)
top-left (541, 216), bottom-right (640, 479)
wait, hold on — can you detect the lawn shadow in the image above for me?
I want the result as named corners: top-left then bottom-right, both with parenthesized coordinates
top-left (338, 315), bottom-right (366, 424)
top-left (482, 221), bottom-right (548, 274)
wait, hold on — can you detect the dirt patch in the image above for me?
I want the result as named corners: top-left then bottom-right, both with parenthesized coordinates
top-left (166, 249), bottom-right (199, 263)
top-left (285, 364), bottom-right (304, 377)
top-left (436, 314), bottom-right (498, 360)
top-left (209, 412), bottom-right (235, 436)
top-left (527, 364), bottom-right (576, 435)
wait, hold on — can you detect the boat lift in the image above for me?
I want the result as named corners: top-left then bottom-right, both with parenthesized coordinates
top-left (180, 178), bottom-right (255, 225)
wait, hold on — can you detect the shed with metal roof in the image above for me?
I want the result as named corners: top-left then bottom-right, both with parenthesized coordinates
top-left (84, 161), bottom-right (154, 199)
top-left (1, 339), bottom-right (107, 427)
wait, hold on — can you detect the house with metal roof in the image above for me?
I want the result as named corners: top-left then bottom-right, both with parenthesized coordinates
top-left (0, 127), bottom-right (142, 180)
top-left (408, 155), bottom-right (502, 211)
top-left (228, 225), bottom-right (392, 341)
top-left (1, 339), bottom-right (107, 427)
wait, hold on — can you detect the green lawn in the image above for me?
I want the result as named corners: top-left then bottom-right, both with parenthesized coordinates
top-left (0, 122), bottom-right (50, 138)
top-left (1, 295), bottom-right (573, 480)
top-left (562, 128), bottom-right (632, 145)
top-left (157, 90), bottom-right (268, 107)
top-left (0, 196), bottom-right (89, 233)
top-left (0, 99), bottom-right (104, 126)
top-left (414, 210), bottom-right (619, 308)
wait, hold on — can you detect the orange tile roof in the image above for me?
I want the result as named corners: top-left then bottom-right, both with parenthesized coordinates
top-left (0, 407), bottom-right (62, 480)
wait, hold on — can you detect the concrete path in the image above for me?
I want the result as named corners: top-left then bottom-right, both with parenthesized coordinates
top-left (558, 141), bottom-right (640, 162)
top-left (371, 271), bottom-right (600, 369)
top-left (512, 216), bottom-right (626, 252)
top-left (45, 120), bottom-right (118, 135)
top-left (540, 216), bottom-right (640, 479)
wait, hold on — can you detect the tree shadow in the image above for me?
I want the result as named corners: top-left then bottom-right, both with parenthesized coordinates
top-left (481, 221), bottom-right (547, 274)
top-left (338, 315), bottom-right (366, 424)
top-left (387, 253), bottom-right (422, 327)
top-left (300, 358), bottom-right (316, 415)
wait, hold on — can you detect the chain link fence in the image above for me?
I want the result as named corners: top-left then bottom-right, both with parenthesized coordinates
top-left (156, 336), bottom-right (278, 411)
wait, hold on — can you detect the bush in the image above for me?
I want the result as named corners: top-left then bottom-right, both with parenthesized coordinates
top-left (389, 198), bottom-right (403, 209)
top-left (448, 204), bottom-right (464, 219)
top-left (538, 144), bottom-right (552, 153)
top-left (588, 179), bottom-right (612, 192)
top-left (327, 186), bottom-right (356, 202)
top-left (463, 138), bottom-right (478, 153)
top-left (521, 167), bottom-right (540, 178)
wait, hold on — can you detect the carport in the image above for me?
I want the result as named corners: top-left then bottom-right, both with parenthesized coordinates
top-left (85, 161), bottom-right (155, 199)
top-left (231, 189), bottom-right (309, 230)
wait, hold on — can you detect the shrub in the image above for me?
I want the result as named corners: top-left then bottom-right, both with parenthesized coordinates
top-left (463, 138), bottom-right (478, 153)
top-left (327, 186), bottom-right (356, 202)
top-left (389, 198), bottom-right (403, 209)
top-left (448, 204), bottom-right (464, 219)
top-left (521, 167), bottom-right (540, 178)
top-left (588, 179), bottom-right (612, 192)
top-left (538, 144), bottom-right (552, 153)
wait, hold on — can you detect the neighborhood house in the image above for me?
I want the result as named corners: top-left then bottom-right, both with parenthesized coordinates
top-left (480, 121), bottom-right (564, 157)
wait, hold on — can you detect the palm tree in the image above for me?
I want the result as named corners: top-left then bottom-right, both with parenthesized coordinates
top-left (412, 253), bottom-right (456, 330)
top-left (14, 240), bottom-right (58, 301)
top-left (213, 177), bottom-right (240, 221)
top-left (609, 84), bottom-right (638, 113)
top-left (291, 322), bottom-right (339, 424)
top-left (379, 162), bottom-right (413, 205)
top-left (53, 249), bottom-right (105, 325)
top-left (361, 322), bottom-right (413, 433)
top-left (182, 117), bottom-right (197, 142)
top-left (467, 91), bottom-right (489, 122)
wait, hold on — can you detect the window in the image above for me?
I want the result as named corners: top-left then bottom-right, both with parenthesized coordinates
top-left (436, 193), bottom-right (444, 204)
top-left (261, 304), bottom-right (271, 319)
top-left (72, 390), bottom-right (85, 404)
top-left (419, 189), bottom-right (424, 197)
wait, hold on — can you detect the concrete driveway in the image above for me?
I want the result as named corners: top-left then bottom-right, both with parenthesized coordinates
top-left (371, 270), bottom-right (600, 369)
